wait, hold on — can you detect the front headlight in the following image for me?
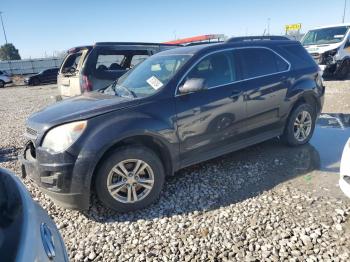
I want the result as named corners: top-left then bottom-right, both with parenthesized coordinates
top-left (340, 138), bottom-right (350, 177)
top-left (42, 121), bottom-right (87, 153)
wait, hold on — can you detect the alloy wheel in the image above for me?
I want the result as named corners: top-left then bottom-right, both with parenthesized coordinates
top-left (293, 111), bottom-right (312, 142)
top-left (106, 159), bottom-right (155, 203)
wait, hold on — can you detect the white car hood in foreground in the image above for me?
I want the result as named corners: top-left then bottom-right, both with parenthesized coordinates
top-left (339, 138), bottom-right (350, 198)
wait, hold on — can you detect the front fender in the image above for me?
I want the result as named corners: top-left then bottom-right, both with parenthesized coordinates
top-left (73, 100), bottom-right (178, 191)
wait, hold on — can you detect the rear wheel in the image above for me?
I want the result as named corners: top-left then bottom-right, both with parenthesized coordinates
top-left (281, 103), bottom-right (316, 146)
top-left (95, 146), bottom-right (165, 212)
top-left (0, 80), bottom-right (5, 88)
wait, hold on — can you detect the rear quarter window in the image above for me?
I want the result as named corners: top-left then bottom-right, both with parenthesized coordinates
top-left (235, 48), bottom-right (289, 80)
top-left (278, 44), bottom-right (317, 70)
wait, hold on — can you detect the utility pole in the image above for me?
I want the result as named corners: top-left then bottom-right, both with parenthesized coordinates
top-left (342, 0), bottom-right (347, 23)
top-left (0, 12), bottom-right (8, 44)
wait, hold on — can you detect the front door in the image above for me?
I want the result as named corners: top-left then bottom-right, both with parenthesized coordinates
top-left (175, 50), bottom-right (246, 166)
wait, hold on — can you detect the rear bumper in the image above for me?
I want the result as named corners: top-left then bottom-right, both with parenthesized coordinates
top-left (19, 145), bottom-right (91, 210)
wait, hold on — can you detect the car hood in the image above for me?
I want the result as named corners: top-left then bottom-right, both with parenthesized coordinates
top-left (27, 92), bottom-right (138, 130)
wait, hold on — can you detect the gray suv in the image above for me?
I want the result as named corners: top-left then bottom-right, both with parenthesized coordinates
top-left (57, 42), bottom-right (178, 98)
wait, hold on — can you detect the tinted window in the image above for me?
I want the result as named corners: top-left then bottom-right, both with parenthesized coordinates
top-left (236, 48), bottom-right (289, 80)
top-left (96, 54), bottom-right (125, 71)
top-left (278, 44), bottom-right (316, 70)
top-left (186, 51), bottom-right (235, 88)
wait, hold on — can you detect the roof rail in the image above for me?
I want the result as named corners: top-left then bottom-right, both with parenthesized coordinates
top-left (184, 40), bottom-right (224, 46)
top-left (226, 36), bottom-right (290, 43)
top-left (95, 42), bottom-right (180, 46)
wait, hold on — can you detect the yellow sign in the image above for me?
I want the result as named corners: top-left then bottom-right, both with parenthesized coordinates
top-left (285, 23), bottom-right (302, 31)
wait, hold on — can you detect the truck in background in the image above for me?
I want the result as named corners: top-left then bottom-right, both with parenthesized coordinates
top-left (302, 24), bottom-right (350, 79)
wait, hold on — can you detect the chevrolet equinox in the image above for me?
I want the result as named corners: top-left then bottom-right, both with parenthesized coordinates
top-left (21, 37), bottom-right (325, 212)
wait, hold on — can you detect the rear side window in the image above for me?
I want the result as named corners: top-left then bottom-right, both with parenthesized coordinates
top-left (186, 51), bottom-right (236, 88)
top-left (96, 54), bottom-right (125, 71)
top-left (278, 44), bottom-right (317, 70)
top-left (235, 48), bottom-right (289, 80)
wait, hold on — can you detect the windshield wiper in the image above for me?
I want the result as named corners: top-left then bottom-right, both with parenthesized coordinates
top-left (113, 82), bottom-right (137, 98)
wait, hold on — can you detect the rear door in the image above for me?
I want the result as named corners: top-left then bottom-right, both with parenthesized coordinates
top-left (234, 47), bottom-right (291, 132)
top-left (58, 49), bottom-right (90, 97)
top-left (175, 50), bottom-right (246, 166)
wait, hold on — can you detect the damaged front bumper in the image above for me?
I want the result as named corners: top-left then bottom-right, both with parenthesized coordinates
top-left (19, 141), bottom-right (91, 210)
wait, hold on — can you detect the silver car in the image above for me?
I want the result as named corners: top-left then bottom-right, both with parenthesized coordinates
top-left (0, 167), bottom-right (68, 262)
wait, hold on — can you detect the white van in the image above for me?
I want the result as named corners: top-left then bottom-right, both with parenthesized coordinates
top-left (301, 24), bottom-right (350, 79)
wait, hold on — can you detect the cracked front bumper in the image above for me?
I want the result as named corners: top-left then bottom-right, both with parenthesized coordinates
top-left (19, 143), bottom-right (90, 210)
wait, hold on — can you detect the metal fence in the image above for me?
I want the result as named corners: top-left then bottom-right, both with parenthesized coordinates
top-left (0, 57), bottom-right (64, 75)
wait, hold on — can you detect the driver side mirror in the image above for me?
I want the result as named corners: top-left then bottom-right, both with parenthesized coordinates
top-left (179, 78), bottom-right (206, 94)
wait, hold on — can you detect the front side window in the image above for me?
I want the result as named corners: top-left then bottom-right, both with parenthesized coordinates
top-left (105, 54), bottom-right (191, 98)
top-left (236, 48), bottom-right (289, 80)
top-left (302, 26), bottom-right (350, 46)
top-left (185, 51), bottom-right (235, 88)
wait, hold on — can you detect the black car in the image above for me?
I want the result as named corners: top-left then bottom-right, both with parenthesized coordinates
top-left (0, 168), bottom-right (68, 261)
top-left (20, 37), bottom-right (325, 212)
top-left (25, 68), bottom-right (59, 86)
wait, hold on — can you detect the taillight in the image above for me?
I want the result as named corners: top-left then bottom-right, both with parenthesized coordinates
top-left (82, 75), bottom-right (92, 92)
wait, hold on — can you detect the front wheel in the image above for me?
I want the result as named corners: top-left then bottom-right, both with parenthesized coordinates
top-left (95, 146), bottom-right (165, 212)
top-left (281, 103), bottom-right (316, 146)
top-left (0, 80), bottom-right (5, 88)
top-left (335, 60), bottom-right (350, 80)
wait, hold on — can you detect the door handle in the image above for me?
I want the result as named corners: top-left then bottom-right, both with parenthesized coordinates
top-left (230, 90), bottom-right (243, 102)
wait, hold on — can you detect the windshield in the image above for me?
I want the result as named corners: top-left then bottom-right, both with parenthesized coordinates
top-left (302, 26), bottom-right (350, 46)
top-left (104, 54), bottom-right (191, 98)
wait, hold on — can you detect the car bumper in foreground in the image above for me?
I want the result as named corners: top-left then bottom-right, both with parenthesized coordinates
top-left (339, 138), bottom-right (350, 199)
top-left (0, 167), bottom-right (69, 261)
top-left (339, 176), bottom-right (350, 198)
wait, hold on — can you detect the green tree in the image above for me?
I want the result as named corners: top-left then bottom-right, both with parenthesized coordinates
top-left (0, 43), bottom-right (21, 60)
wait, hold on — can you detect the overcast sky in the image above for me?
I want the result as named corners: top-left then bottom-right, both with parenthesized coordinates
top-left (1, 0), bottom-right (349, 58)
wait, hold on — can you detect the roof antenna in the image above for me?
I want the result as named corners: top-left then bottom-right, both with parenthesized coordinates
top-left (342, 0), bottom-right (347, 23)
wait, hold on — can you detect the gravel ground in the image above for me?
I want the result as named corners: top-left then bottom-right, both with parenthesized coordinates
top-left (1, 83), bottom-right (350, 261)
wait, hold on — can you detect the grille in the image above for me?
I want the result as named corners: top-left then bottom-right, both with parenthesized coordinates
top-left (26, 127), bottom-right (38, 137)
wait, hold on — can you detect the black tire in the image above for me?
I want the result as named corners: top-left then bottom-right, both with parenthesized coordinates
top-left (32, 78), bottom-right (40, 86)
top-left (0, 80), bottom-right (5, 88)
top-left (281, 103), bottom-right (316, 147)
top-left (335, 60), bottom-right (350, 80)
top-left (95, 146), bottom-right (165, 212)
